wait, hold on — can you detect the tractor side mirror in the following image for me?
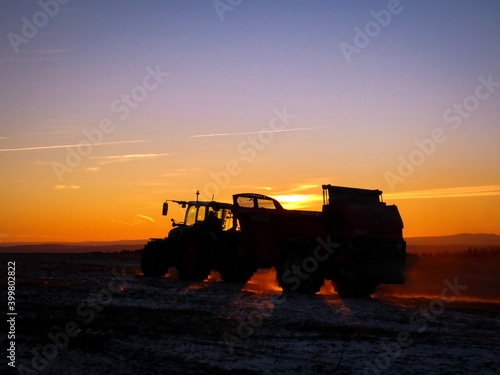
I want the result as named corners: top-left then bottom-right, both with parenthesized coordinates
top-left (162, 202), bottom-right (169, 216)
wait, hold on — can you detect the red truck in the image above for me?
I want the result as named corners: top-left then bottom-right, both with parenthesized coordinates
top-left (141, 184), bottom-right (406, 297)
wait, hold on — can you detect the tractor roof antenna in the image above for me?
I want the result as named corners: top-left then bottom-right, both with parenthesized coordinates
top-left (196, 190), bottom-right (199, 202)
top-left (211, 194), bottom-right (214, 202)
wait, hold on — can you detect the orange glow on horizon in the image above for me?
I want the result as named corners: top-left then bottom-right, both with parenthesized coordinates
top-left (0, 180), bottom-right (499, 243)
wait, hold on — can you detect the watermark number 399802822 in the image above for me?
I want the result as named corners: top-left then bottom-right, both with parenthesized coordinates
top-left (7, 261), bottom-right (17, 368)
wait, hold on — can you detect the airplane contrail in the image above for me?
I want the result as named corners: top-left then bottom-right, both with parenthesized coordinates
top-left (0, 140), bottom-right (147, 152)
top-left (91, 153), bottom-right (169, 165)
top-left (190, 126), bottom-right (330, 138)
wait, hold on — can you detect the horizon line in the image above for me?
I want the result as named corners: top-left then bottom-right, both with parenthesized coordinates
top-left (1, 232), bottom-right (500, 246)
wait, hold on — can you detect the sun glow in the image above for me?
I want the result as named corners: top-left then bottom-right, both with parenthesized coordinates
top-left (272, 194), bottom-right (322, 210)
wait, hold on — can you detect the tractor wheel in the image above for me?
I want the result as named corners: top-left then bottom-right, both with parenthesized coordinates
top-left (140, 240), bottom-right (169, 277)
top-left (219, 241), bottom-right (256, 283)
top-left (333, 278), bottom-right (378, 298)
top-left (276, 237), bottom-right (324, 294)
top-left (176, 231), bottom-right (213, 282)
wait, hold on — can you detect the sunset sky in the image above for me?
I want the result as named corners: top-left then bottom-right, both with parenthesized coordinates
top-left (1, 0), bottom-right (499, 243)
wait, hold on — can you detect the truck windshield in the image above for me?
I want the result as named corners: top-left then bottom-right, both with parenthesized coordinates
top-left (235, 196), bottom-right (278, 209)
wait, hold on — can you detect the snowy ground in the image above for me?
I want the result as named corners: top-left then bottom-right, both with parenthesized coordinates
top-left (2, 253), bottom-right (499, 375)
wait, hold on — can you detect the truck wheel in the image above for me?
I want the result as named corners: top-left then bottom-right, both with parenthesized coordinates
top-left (141, 240), bottom-right (169, 277)
top-left (176, 232), bottom-right (212, 282)
top-left (277, 238), bottom-right (324, 294)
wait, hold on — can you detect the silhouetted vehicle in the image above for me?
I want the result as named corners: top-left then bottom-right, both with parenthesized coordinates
top-left (141, 185), bottom-right (406, 297)
top-left (233, 185), bottom-right (406, 297)
top-left (140, 193), bottom-right (255, 282)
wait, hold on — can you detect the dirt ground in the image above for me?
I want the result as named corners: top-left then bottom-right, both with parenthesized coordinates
top-left (2, 252), bottom-right (499, 375)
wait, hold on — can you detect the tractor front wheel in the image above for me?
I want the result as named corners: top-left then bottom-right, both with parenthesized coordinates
top-left (176, 232), bottom-right (212, 282)
top-left (141, 239), bottom-right (169, 277)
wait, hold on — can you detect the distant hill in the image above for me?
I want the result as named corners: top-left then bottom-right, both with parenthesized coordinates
top-left (406, 233), bottom-right (500, 254)
top-left (0, 240), bottom-right (146, 253)
top-left (1, 234), bottom-right (499, 254)
top-left (406, 233), bottom-right (500, 246)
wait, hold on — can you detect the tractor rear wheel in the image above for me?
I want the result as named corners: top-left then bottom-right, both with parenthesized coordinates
top-left (176, 231), bottom-right (213, 282)
top-left (141, 239), bottom-right (169, 277)
top-left (219, 241), bottom-right (256, 283)
top-left (277, 237), bottom-right (324, 294)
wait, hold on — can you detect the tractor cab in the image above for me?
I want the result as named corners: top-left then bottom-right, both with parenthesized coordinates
top-left (183, 201), bottom-right (235, 231)
top-left (141, 193), bottom-right (243, 281)
top-left (163, 199), bottom-right (236, 231)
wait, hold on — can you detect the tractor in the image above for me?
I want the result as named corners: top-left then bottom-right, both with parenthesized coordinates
top-left (140, 192), bottom-right (255, 282)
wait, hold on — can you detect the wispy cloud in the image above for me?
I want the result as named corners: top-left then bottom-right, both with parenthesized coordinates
top-left (110, 215), bottom-right (157, 227)
top-left (34, 160), bottom-right (51, 166)
top-left (131, 182), bottom-right (173, 187)
top-left (0, 48), bottom-right (72, 63)
top-left (178, 168), bottom-right (203, 172)
top-left (162, 167), bottom-right (202, 177)
top-left (92, 153), bottom-right (169, 165)
top-left (287, 184), bottom-right (320, 193)
top-left (384, 185), bottom-right (500, 200)
top-left (0, 140), bottom-right (148, 152)
top-left (269, 182), bottom-right (321, 197)
top-left (54, 185), bottom-right (80, 190)
top-left (190, 126), bottom-right (330, 138)
top-left (109, 219), bottom-right (134, 227)
top-left (137, 214), bottom-right (155, 223)
top-left (0, 137), bottom-right (7, 140)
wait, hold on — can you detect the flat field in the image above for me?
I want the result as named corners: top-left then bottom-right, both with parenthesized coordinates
top-left (2, 252), bottom-right (499, 375)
